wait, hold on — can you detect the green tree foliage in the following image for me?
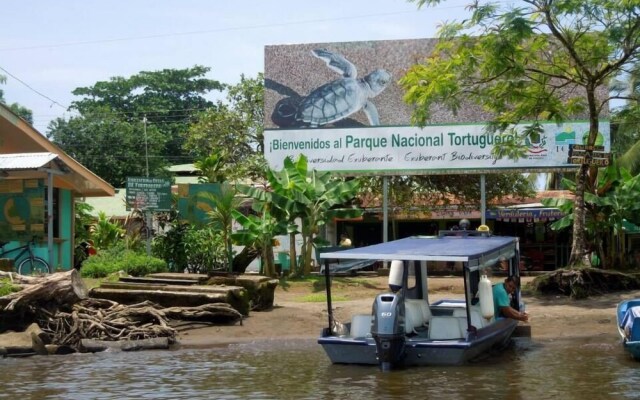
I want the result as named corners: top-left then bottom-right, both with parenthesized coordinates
top-left (543, 162), bottom-right (640, 268)
top-left (403, 0), bottom-right (640, 267)
top-left (195, 153), bottom-right (226, 183)
top-left (47, 67), bottom-right (224, 185)
top-left (0, 74), bottom-right (34, 124)
top-left (232, 209), bottom-right (286, 278)
top-left (91, 211), bottom-right (125, 250)
top-left (47, 108), bottom-right (167, 186)
top-left (201, 183), bottom-right (247, 271)
top-left (184, 74), bottom-right (267, 182)
top-left (239, 155), bottom-right (362, 277)
top-left (613, 62), bottom-right (640, 174)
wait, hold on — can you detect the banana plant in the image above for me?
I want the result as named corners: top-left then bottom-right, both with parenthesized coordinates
top-left (231, 208), bottom-right (287, 277)
top-left (543, 162), bottom-right (640, 268)
top-left (237, 155), bottom-right (362, 276)
top-left (275, 155), bottom-right (362, 276)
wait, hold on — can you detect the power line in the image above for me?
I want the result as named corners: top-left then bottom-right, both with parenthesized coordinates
top-left (0, 65), bottom-right (68, 109)
top-left (0, 9), bottom-right (454, 53)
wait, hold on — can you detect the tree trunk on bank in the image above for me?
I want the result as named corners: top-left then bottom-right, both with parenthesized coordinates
top-left (232, 246), bottom-right (259, 274)
top-left (288, 231), bottom-right (297, 277)
top-left (569, 94), bottom-right (604, 270)
top-left (0, 269), bottom-right (87, 312)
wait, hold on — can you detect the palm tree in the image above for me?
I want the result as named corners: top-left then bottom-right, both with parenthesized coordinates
top-left (201, 183), bottom-right (246, 272)
top-left (612, 62), bottom-right (640, 174)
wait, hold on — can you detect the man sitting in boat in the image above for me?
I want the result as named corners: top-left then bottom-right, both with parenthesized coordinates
top-left (493, 276), bottom-right (529, 322)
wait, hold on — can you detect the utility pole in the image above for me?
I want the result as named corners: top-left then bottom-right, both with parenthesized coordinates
top-left (143, 116), bottom-right (149, 178)
top-left (143, 115), bottom-right (151, 256)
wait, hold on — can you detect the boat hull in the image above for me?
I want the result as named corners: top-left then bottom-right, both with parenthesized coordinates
top-left (616, 299), bottom-right (640, 360)
top-left (318, 318), bottom-right (517, 367)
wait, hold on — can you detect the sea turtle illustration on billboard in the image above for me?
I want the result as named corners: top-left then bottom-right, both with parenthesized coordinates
top-left (273, 48), bottom-right (391, 128)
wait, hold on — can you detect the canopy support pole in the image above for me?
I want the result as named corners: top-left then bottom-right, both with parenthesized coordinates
top-left (480, 175), bottom-right (486, 225)
top-left (383, 177), bottom-right (389, 243)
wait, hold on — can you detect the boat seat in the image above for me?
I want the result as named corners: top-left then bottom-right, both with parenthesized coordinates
top-left (350, 314), bottom-right (372, 338)
top-left (404, 301), bottom-right (425, 333)
top-left (452, 308), bottom-right (487, 328)
top-left (428, 316), bottom-right (465, 340)
top-left (406, 299), bottom-right (432, 325)
top-left (622, 307), bottom-right (640, 341)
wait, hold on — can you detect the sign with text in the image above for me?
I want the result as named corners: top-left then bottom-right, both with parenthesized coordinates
top-left (567, 144), bottom-right (612, 166)
top-left (264, 122), bottom-right (610, 174)
top-left (265, 39), bottom-right (610, 175)
top-left (125, 177), bottom-right (172, 211)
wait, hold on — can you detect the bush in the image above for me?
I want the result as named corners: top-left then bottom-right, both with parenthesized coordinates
top-left (153, 224), bottom-right (226, 273)
top-left (80, 246), bottom-right (168, 278)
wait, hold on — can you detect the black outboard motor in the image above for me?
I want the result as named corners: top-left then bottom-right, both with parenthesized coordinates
top-left (371, 291), bottom-right (406, 371)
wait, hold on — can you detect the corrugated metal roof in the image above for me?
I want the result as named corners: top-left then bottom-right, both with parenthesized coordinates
top-left (0, 152), bottom-right (59, 170)
top-left (168, 163), bottom-right (197, 173)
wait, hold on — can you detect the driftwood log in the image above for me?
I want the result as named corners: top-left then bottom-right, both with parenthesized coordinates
top-left (37, 298), bottom-right (243, 352)
top-left (89, 287), bottom-right (249, 316)
top-left (1, 271), bottom-right (245, 356)
top-left (204, 274), bottom-right (279, 311)
top-left (0, 269), bottom-right (87, 311)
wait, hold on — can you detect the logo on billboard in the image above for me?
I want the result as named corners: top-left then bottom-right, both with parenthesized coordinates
top-left (526, 131), bottom-right (548, 157)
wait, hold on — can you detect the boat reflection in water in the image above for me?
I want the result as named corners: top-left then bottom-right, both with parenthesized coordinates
top-left (318, 229), bottom-right (524, 370)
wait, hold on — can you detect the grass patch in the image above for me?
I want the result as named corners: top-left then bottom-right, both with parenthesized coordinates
top-left (81, 273), bottom-right (120, 290)
top-left (298, 293), bottom-right (348, 302)
top-left (284, 276), bottom-right (384, 292)
top-left (0, 278), bottom-right (21, 296)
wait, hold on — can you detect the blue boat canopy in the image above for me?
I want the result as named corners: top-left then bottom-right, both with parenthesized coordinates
top-left (320, 235), bottom-right (518, 271)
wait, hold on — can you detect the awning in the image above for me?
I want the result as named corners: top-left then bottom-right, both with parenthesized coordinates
top-left (0, 152), bottom-right (66, 171)
top-left (623, 219), bottom-right (640, 234)
top-left (486, 207), bottom-right (565, 221)
top-left (1, 104), bottom-right (114, 197)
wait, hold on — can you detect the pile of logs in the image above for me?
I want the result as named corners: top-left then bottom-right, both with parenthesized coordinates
top-left (0, 270), bottom-right (244, 357)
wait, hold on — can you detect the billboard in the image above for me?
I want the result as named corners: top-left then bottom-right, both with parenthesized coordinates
top-left (264, 38), bottom-right (610, 174)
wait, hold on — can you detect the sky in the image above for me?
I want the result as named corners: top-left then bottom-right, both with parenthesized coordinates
top-left (0, 0), bottom-right (474, 133)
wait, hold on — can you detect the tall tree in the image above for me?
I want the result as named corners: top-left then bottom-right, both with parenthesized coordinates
top-left (613, 62), bottom-right (640, 174)
top-left (47, 107), bottom-right (167, 186)
top-left (184, 74), bottom-right (266, 182)
top-left (403, 0), bottom-right (640, 267)
top-left (49, 66), bottom-right (224, 177)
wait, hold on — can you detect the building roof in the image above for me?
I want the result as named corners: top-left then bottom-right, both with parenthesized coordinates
top-left (0, 104), bottom-right (115, 197)
top-left (83, 189), bottom-right (128, 219)
top-left (168, 163), bottom-right (198, 173)
top-left (0, 152), bottom-right (62, 170)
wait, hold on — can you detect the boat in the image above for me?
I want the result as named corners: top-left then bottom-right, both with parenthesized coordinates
top-left (317, 229), bottom-right (524, 370)
top-left (616, 299), bottom-right (640, 360)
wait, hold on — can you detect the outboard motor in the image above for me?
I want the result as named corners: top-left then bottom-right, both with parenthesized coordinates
top-left (371, 260), bottom-right (406, 371)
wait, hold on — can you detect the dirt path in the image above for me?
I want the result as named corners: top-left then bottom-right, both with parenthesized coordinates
top-left (178, 276), bottom-right (637, 346)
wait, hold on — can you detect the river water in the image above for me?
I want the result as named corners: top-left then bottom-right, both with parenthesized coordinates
top-left (0, 334), bottom-right (638, 399)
